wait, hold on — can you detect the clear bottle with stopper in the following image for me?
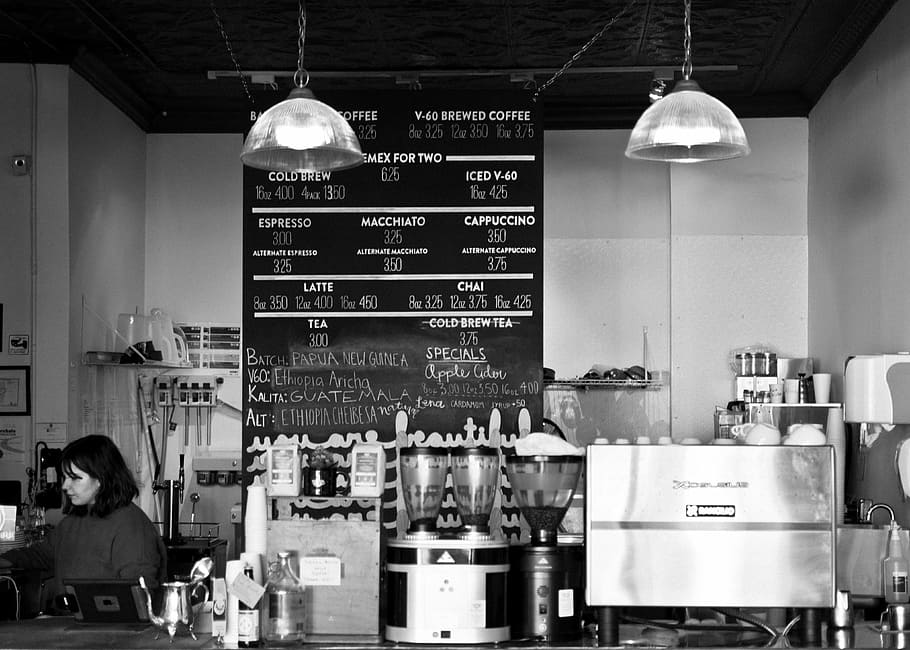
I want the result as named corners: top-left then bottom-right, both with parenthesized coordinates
top-left (265, 551), bottom-right (307, 644)
top-left (884, 519), bottom-right (910, 604)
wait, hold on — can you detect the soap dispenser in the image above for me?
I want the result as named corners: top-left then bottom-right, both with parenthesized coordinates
top-left (884, 520), bottom-right (910, 604)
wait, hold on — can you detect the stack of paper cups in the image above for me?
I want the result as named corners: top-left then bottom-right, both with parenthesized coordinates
top-left (826, 406), bottom-right (847, 524)
top-left (245, 477), bottom-right (268, 558)
top-left (224, 559), bottom-right (244, 643)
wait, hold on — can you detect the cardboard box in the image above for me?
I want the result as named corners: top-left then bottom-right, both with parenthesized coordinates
top-left (266, 498), bottom-right (382, 642)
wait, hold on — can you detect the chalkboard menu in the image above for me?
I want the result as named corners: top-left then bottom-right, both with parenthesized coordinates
top-left (242, 90), bottom-right (543, 512)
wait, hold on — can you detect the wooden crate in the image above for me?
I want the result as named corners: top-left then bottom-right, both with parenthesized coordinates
top-left (266, 497), bottom-right (382, 642)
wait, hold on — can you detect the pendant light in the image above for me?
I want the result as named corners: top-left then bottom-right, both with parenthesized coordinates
top-left (240, 1), bottom-right (363, 172)
top-left (625, 0), bottom-right (749, 163)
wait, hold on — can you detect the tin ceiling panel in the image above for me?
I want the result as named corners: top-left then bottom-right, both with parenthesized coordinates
top-left (0, 0), bottom-right (898, 132)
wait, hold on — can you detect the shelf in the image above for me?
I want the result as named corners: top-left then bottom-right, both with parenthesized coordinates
top-left (747, 402), bottom-right (841, 408)
top-left (82, 350), bottom-right (191, 368)
top-left (545, 378), bottom-right (663, 390)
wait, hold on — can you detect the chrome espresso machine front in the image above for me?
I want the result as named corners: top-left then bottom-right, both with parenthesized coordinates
top-left (385, 446), bottom-right (510, 644)
top-left (586, 444), bottom-right (836, 644)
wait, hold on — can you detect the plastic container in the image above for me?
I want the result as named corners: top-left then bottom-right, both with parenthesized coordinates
top-left (884, 521), bottom-right (910, 604)
top-left (265, 551), bottom-right (307, 644)
top-left (266, 444), bottom-right (301, 497)
top-left (349, 442), bottom-right (386, 498)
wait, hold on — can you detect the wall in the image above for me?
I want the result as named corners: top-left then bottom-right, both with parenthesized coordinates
top-left (671, 117), bottom-right (809, 438)
top-left (808, 0), bottom-right (910, 522)
top-left (145, 134), bottom-right (245, 538)
top-left (68, 71), bottom-right (147, 358)
top-left (543, 120), bottom-right (808, 440)
top-left (544, 130), bottom-right (671, 441)
top-left (66, 69), bottom-right (147, 514)
top-left (0, 65), bottom-right (73, 498)
top-left (808, 0), bottom-right (910, 389)
top-left (0, 65), bottom-right (37, 487)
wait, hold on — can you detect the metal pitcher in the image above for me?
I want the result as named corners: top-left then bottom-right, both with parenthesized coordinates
top-left (138, 557), bottom-right (212, 642)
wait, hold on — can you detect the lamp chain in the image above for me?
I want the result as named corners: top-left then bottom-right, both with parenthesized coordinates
top-left (294, 0), bottom-right (309, 89)
top-left (682, 0), bottom-right (693, 80)
top-left (533, 0), bottom-right (637, 101)
top-left (210, 0), bottom-right (256, 108)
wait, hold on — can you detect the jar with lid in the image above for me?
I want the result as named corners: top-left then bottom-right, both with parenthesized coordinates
top-left (735, 353), bottom-right (750, 376)
top-left (265, 551), bottom-right (307, 644)
top-left (761, 352), bottom-right (778, 377)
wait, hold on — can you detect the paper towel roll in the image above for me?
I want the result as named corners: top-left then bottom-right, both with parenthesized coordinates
top-left (224, 559), bottom-right (244, 642)
top-left (245, 478), bottom-right (268, 558)
top-left (826, 406), bottom-right (846, 525)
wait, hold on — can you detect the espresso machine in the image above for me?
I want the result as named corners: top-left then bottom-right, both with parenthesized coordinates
top-left (586, 444), bottom-right (835, 645)
top-left (505, 454), bottom-right (585, 641)
top-left (385, 446), bottom-right (510, 644)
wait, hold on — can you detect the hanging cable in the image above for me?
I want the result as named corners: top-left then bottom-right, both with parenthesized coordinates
top-left (534, 0), bottom-right (638, 101)
top-left (210, 0), bottom-right (256, 109)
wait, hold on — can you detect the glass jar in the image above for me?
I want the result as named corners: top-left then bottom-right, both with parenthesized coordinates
top-left (265, 551), bottom-right (306, 644)
top-left (762, 352), bottom-right (778, 377)
top-left (735, 353), bottom-right (749, 376)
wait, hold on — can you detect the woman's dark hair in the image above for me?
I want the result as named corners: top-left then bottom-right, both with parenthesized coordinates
top-left (61, 434), bottom-right (139, 517)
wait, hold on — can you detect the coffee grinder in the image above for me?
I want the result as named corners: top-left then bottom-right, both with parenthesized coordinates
top-left (505, 454), bottom-right (585, 641)
top-left (386, 446), bottom-right (510, 644)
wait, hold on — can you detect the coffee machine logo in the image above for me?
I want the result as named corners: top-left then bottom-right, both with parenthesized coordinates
top-left (673, 480), bottom-right (749, 489)
top-left (686, 504), bottom-right (736, 517)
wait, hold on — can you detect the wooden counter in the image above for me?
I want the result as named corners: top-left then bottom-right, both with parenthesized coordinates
top-left (0, 616), bottom-right (894, 649)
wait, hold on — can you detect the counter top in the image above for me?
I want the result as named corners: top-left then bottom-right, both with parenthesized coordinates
top-left (0, 616), bottom-right (895, 649)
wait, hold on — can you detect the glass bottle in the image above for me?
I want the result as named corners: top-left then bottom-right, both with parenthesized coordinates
top-left (884, 521), bottom-right (910, 604)
top-left (237, 563), bottom-right (260, 647)
top-left (265, 551), bottom-right (307, 644)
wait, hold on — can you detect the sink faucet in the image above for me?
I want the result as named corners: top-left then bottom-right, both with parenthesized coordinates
top-left (865, 502), bottom-right (896, 525)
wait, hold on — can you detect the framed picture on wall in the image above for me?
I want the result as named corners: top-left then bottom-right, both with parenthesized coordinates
top-left (0, 366), bottom-right (30, 415)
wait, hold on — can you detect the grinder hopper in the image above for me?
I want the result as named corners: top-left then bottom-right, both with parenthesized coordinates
top-left (505, 455), bottom-right (583, 545)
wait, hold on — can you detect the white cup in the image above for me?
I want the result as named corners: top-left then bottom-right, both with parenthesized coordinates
top-left (813, 373), bottom-right (832, 403)
top-left (784, 378), bottom-right (800, 403)
top-left (769, 382), bottom-right (784, 403)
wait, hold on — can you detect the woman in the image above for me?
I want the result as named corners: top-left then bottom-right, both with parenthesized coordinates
top-left (0, 434), bottom-right (167, 602)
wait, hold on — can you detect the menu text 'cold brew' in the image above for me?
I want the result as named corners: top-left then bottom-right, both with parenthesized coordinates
top-left (242, 91), bottom-right (543, 450)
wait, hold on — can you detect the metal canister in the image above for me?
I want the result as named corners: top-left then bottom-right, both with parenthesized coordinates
top-left (735, 353), bottom-right (749, 375)
top-left (748, 353), bottom-right (760, 376)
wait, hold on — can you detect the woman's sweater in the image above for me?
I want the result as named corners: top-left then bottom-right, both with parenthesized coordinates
top-left (2, 503), bottom-right (166, 597)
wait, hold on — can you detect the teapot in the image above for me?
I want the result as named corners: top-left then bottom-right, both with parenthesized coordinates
top-left (138, 557), bottom-right (212, 642)
top-left (730, 422), bottom-right (781, 445)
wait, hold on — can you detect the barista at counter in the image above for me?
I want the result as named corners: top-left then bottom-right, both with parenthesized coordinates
top-left (0, 435), bottom-right (167, 605)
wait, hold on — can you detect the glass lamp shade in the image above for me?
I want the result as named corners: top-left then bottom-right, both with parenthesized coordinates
top-left (625, 79), bottom-right (750, 163)
top-left (240, 87), bottom-right (363, 172)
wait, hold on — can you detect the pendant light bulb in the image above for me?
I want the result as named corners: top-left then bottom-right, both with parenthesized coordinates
top-left (625, 0), bottom-right (749, 163)
top-left (240, 2), bottom-right (363, 173)
top-left (241, 87), bottom-right (363, 172)
top-left (625, 79), bottom-right (750, 163)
